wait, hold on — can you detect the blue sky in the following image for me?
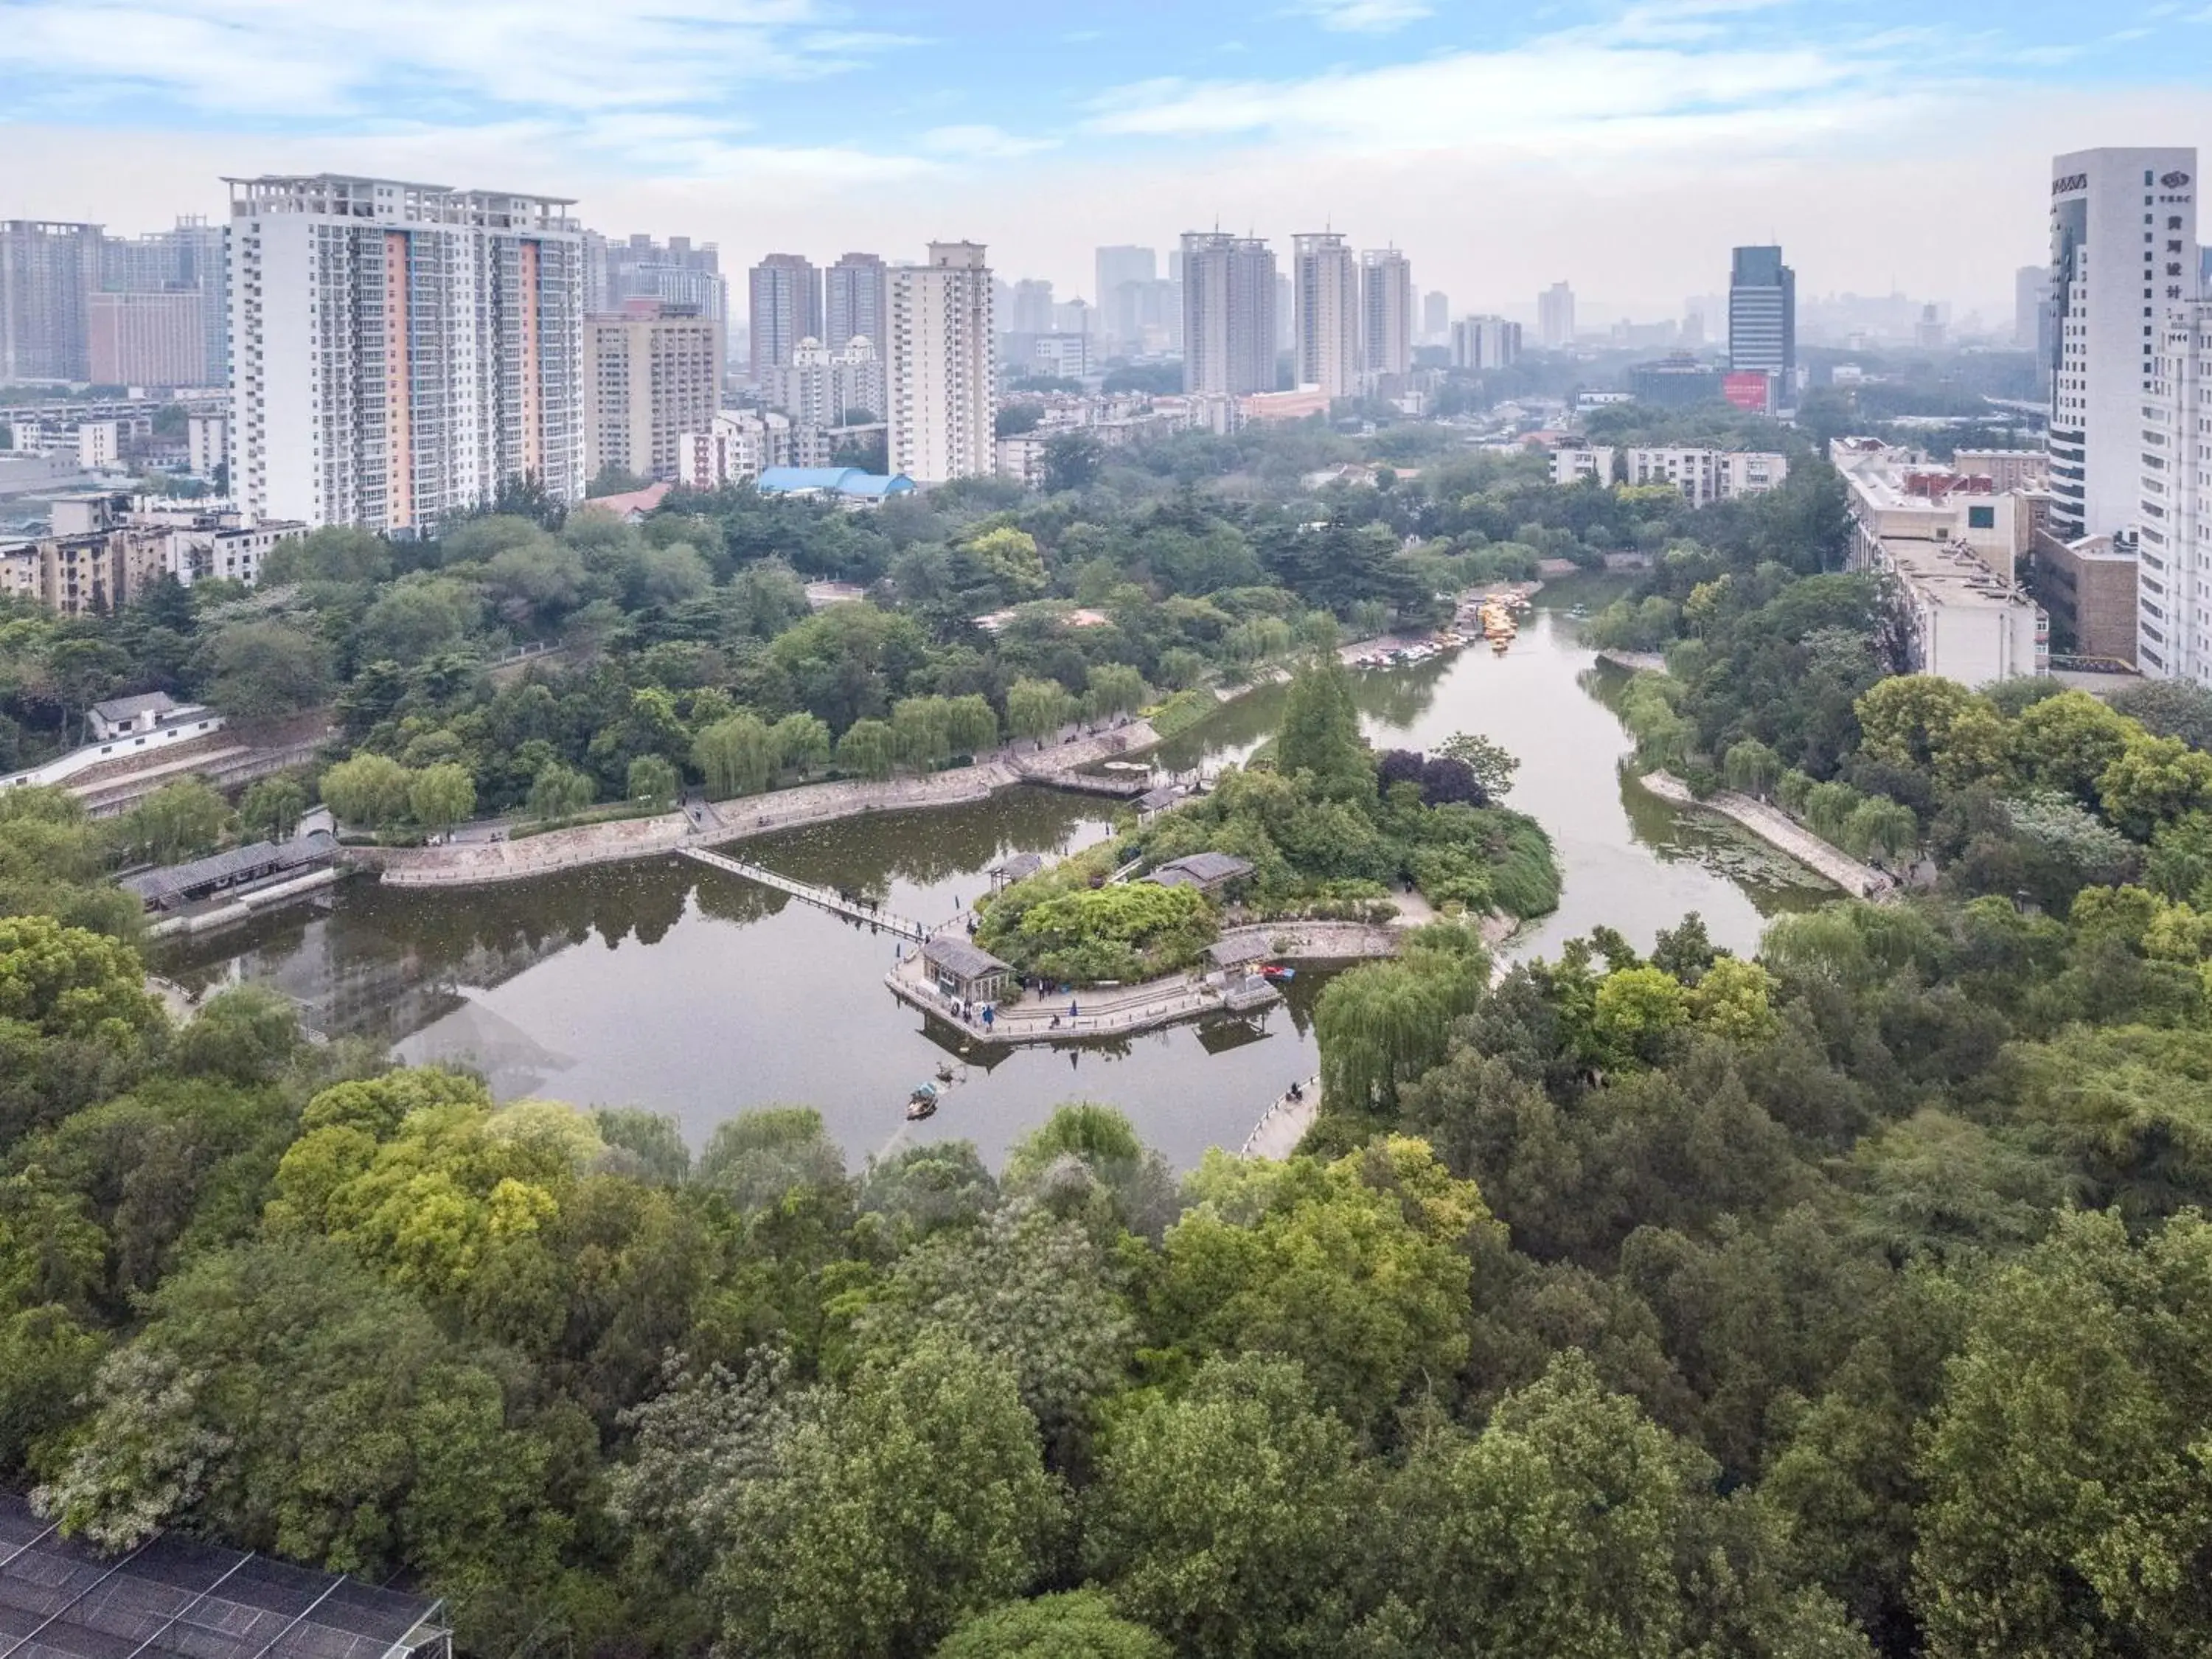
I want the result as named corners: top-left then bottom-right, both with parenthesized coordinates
top-left (3, 0), bottom-right (2208, 316)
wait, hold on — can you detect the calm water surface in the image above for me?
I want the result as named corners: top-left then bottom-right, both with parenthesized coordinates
top-left (159, 588), bottom-right (1828, 1166)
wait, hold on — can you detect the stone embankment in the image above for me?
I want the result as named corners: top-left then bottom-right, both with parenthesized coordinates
top-left (360, 723), bottom-right (1158, 889)
top-left (1595, 648), bottom-right (1668, 673)
top-left (1641, 771), bottom-right (1895, 899)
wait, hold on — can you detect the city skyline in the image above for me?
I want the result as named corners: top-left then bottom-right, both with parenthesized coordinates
top-left (1, 2), bottom-right (2207, 316)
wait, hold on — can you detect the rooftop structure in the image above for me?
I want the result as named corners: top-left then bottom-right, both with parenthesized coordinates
top-left (754, 466), bottom-right (915, 501)
top-left (920, 936), bottom-right (1012, 1002)
top-left (119, 830), bottom-right (339, 911)
top-left (1144, 851), bottom-right (1253, 891)
top-left (0, 1491), bottom-right (451, 1659)
top-left (1865, 535), bottom-right (2047, 687)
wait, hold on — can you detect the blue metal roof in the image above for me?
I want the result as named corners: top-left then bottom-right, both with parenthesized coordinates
top-left (754, 467), bottom-right (916, 498)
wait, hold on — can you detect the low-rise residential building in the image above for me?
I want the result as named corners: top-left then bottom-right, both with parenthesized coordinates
top-left (1549, 445), bottom-right (1790, 507)
top-left (675, 409), bottom-right (838, 489)
top-left (997, 432), bottom-right (1052, 487)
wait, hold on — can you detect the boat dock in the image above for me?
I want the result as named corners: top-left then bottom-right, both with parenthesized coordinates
top-left (678, 846), bottom-right (933, 942)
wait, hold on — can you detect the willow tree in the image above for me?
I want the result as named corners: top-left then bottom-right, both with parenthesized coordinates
top-left (1314, 925), bottom-right (1488, 1119)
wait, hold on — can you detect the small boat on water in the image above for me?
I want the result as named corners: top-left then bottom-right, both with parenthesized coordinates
top-left (905, 1081), bottom-right (941, 1120)
top-left (1261, 963), bottom-right (1295, 983)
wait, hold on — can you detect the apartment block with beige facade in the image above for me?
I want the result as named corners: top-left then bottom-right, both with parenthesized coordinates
top-left (583, 300), bottom-right (721, 484)
top-left (888, 243), bottom-right (995, 484)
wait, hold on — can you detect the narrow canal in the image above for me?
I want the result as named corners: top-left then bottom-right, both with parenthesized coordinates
top-left (157, 588), bottom-right (1830, 1168)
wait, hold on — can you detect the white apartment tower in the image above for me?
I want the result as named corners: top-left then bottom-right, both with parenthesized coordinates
top-left (1292, 233), bottom-right (1359, 400)
top-left (1538, 282), bottom-right (1576, 349)
top-left (227, 175), bottom-right (584, 534)
top-left (1360, 248), bottom-right (1414, 385)
top-left (2049, 147), bottom-right (2198, 541)
top-left (888, 242), bottom-right (995, 484)
top-left (2140, 299), bottom-right (2211, 681)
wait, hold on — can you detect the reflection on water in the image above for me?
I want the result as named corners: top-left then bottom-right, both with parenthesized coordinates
top-left (159, 585), bottom-right (1829, 1166)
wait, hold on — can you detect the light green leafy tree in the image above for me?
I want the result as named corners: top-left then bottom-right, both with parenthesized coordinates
top-left (695, 712), bottom-right (779, 800)
top-left (627, 754), bottom-right (681, 811)
top-left (526, 762), bottom-right (594, 822)
top-left (406, 762), bottom-right (476, 833)
top-left (319, 753), bottom-right (414, 829)
top-left (837, 718), bottom-right (899, 781)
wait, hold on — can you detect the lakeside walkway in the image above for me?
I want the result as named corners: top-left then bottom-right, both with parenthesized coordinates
top-left (1641, 771), bottom-right (1895, 898)
top-left (1241, 1076), bottom-right (1321, 1158)
top-left (361, 722), bottom-right (1158, 889)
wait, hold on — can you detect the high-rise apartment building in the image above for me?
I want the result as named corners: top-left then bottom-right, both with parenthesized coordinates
top-left (88, 291), bottom-right (206, 386)
top-left (1451, 316), bottom-right (1520, 370)
top-left (585, 232), bottom-right (726, 383)
top-left (1726, 245), bottom-right (1796, 401)
top-left (2138, 298), bottom-right (2210, 680)
top-left (825, 253), bottom-right (889, 349)
top-left (94, 218), bottom-right (229, 387)
top-left (1, 221), bottom-right (101, 383)
top-left (1537, 282), bottom-right (1576, 349)
top-left (1096, 245), bottom-right (1156, 350)
top-left (768, 334), bottom-right (886, 428)
top-left (1422, 290), bottom-right (1449, 345)
top-left (1008, 279), bottom-right (1056, 336)
top-left (583, 300), bottom-right (721, 484)
top-left (1182, 232), bottom-right (1277, 397)
top-left (1292, 233), bottom-right (1359, 399)
top-left (2049, 147), bottom-right (2199, 542)
top-left (888, 242), bottom-right (995, 484)
top-left (749, 254), bottom-right (823, 380)
top-left (226, 174), bottom-right (585, 534)
top-left (1360, 248), bottom-right (1414, 384)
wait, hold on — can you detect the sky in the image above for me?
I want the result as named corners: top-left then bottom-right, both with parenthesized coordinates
top-left (2, 0), bottom-right (2209, 322)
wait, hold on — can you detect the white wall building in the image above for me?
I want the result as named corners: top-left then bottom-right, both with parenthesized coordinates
top-left (769, 335), bottom-right (886, 429)
top-left (1537, 282), bottom-right (1575, 349)
top-left (676, 408), bottom-right (833, 490)
top-left (227, 173), bottom-right (585, 535)
top-left (1451, 316), bottom-right (1521, 370)
top-left (888, 242), bottom-right (995, 484)
top-left (186, 413), bottom-right (226, 479)
top-left (2048, 147), bottom-right (2198, 540)
top-left (75, 421), bottom-right (119, 470)
top-left (1549, 445), bottom-right (1790, 507)
top-left (2140, 300), bottom-right (2212, 681)
top-left (1291, 233), bottom-right (1358, 400)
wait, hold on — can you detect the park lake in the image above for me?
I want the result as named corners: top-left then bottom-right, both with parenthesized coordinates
top-left (156, 594), bottom-right (1832, 1168)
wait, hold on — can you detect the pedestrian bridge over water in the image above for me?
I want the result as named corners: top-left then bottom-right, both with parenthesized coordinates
top-left (677, 845), bottom-right (933, 943)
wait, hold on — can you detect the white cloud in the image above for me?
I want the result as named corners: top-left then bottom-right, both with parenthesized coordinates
top-left (1085, 18), bottom-right (1959, 160)
top-left (1288, 0), bottom-right (1433, 32)
top-left (919, 125), bottom-right (1058, 160)
top-left (0, 0), bottom-right (884, 122)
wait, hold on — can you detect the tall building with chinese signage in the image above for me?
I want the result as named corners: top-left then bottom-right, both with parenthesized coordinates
top-left (1726, 245), bottom-right (1795, 411)
top-left (2048, 147), bottom-right (2197, 546)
